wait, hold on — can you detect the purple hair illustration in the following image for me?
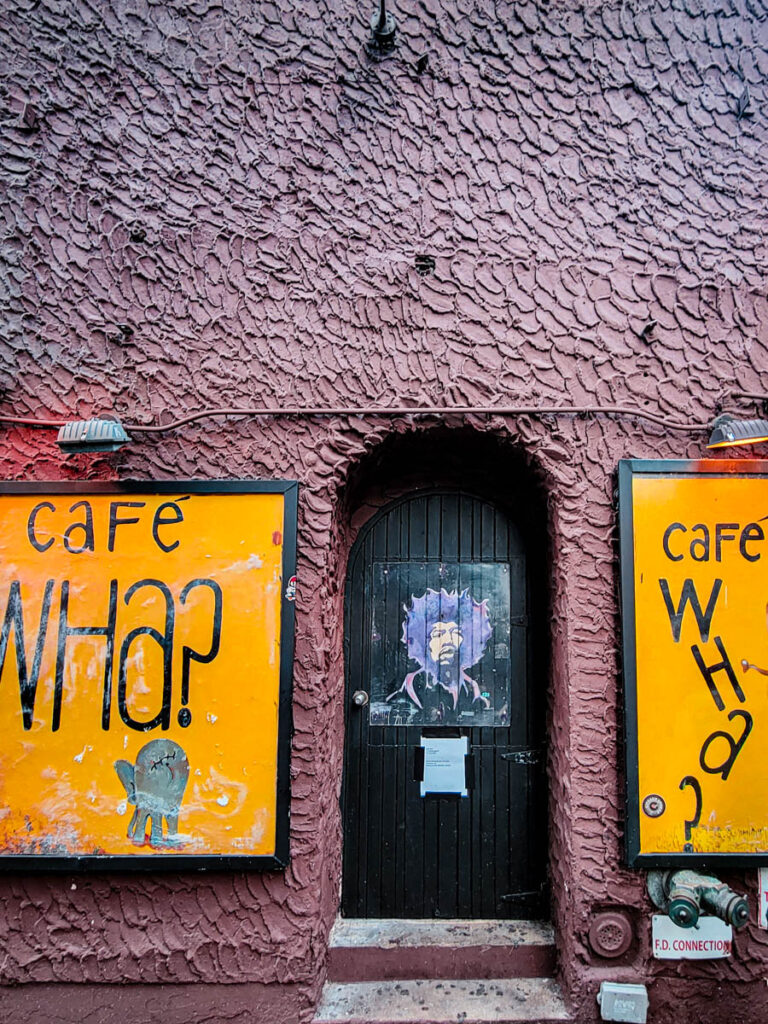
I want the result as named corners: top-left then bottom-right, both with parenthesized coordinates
top-left (387, 588), bottom-right (492, 710)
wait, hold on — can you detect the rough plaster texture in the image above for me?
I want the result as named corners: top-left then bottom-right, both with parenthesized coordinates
top-left (0, 982), bottom-right (309, 1024)
top-left (1, 0), bottom-right (768, 1020)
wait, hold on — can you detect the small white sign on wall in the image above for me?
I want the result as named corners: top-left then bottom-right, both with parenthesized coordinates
top-left (652, 915), bottom-right (732, 959)
top-left (759, 868), bottom-right (768, 929)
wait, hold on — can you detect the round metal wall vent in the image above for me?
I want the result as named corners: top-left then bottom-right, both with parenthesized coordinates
top-left (588, 910), bottom-right (634, 959)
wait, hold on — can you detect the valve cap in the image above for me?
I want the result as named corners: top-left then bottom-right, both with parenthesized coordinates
top-left (730, 896), bottom-right (750, 930)
top-left (668, 896), bottom-right (699, 929)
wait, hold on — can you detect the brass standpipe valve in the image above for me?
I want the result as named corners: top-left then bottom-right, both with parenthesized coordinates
top-left (647, 870), bottom-right (750, 930)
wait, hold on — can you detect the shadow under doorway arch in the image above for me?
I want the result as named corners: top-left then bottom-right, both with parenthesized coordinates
top-left (341, 485), bottom-right (548, 920)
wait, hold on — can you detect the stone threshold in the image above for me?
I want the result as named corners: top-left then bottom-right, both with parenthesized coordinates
top-left (327, 919), bottom-right (557, 982)
top-left (313, 978), bottom-right (571, 1023)
top-left (330, 919), bottom-right (555, 948)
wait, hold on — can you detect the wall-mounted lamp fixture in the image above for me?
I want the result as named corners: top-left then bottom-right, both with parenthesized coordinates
top-left (707, 414), bottom-right (768, 450)
top-left (369, 0), bottom-right (396, 53)
top-left (56, 419), bottom-right (130, 453)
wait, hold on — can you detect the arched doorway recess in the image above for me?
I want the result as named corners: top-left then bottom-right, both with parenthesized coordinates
top-left (341, 440), bottom-right (549, 920)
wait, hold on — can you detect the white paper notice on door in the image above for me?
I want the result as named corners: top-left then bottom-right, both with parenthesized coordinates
top-left (420, 736), bottom-right (469, 797)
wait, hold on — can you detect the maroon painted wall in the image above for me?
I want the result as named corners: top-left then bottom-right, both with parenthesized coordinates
top-left (2, 0), bottom-right (768, 1020)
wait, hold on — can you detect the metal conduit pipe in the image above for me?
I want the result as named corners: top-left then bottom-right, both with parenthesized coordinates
top-left (0, 404), bottom-right (714, 435)
top-left (0, 387), bottom-right (764, 439)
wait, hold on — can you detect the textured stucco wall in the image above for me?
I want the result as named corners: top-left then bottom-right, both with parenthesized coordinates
top-left (2, 0), bottom-right (768, 1020)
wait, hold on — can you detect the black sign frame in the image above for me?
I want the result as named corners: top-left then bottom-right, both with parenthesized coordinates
top-left (619, 457), bottom-right (768, 868)
top-left (0, 479), bottom-right (297, 872)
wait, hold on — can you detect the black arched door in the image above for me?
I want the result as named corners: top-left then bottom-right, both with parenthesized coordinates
top-left (342, 491), bottom-right (547, 919)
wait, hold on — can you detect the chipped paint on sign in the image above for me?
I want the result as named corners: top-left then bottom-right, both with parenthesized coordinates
top-left (759, 867), bottom-right (768, 929)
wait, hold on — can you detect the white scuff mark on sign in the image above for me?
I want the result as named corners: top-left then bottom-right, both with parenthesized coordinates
top-left (116, 799), bottom-right (127, 815)
top-left (207, 712), bottom-right (218, 724)
top-left (250, 811), bottom-right (266, 844)
top-left (73, 745), bottom-right (92, 763)
top-left (38, 778), bottom-right (80, 820)
top-left (231, 811), bottom-right (268, 850)
top-left (216, 553), bottom-right (263, 575)
top-left (652, 915), bottom-right (732, 959)
top-left (759, 867), bottom-right (768, 929)
top-left (187, 768), bottom-right (248, 816)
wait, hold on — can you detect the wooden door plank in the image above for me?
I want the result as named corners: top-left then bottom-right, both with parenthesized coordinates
top-left (437, 797), bottom-right (459, 918)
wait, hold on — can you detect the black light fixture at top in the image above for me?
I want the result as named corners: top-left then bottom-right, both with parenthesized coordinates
top-left (370, 0), bottom-right (396, 53)
top-left (707, 414), bottom-right (768, 450)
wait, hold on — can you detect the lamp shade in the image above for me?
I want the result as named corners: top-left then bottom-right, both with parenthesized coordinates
top-left (707, 415), bottom-right (768, 449)
top-left (56, 419), bottom-right (130, 453)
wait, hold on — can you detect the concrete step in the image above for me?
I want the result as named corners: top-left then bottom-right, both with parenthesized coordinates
top-left (313, 978), bottom-right (571, 1023)
top-left (327, 919), bottom-right (556, 982)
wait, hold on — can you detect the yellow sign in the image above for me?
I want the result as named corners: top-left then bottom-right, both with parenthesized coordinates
top-left (621, 460), bottom-right (768, 864)
top-left (0, 482), bottom-right (297, 867)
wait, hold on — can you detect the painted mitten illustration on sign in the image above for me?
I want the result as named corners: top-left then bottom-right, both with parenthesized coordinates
top-left (115, 739), bottom-right (190, 846)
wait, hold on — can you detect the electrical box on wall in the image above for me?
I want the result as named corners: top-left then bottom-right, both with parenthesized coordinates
top-left (597, 982), bottom-right (648, 1024)
top-left (619, 459), bottom-right (768, 867)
